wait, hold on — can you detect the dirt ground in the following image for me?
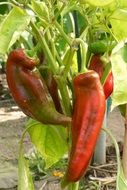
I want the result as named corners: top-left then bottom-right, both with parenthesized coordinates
top-left (0, 72), bottom-right (125, 189)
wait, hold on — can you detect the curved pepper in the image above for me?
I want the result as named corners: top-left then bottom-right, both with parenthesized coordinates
top-left (89, 54), bottom-right (113, 99)
top-left (64, 70), bottom-right (106, 183)
top-left (6, 49), bottom-right (71, 125)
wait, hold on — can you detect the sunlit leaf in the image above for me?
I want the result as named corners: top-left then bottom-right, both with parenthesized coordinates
top-left (118, 0), bottom-right (127, 8)
top-left (31, 0), bottom-right (49, 22)
top-left (18, 148), bottom-right (34, 190)
top-left (26, 119), bottom-right (68, 169)
top-left (81, 0), bottom-right (115, 7)
top-left (110, 9), bottom-right (127, 41)
top-left (0, 6), bottom-right (30, 54)
top-left (111, 44), bottom-right (127, 109)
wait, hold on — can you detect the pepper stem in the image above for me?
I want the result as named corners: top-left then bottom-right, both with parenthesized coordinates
top-left (62, 48), bottom-right (76, 79)
top-left (55, 76), bottom-right (72, 116)
top-left (67, 182), bottom-right (79, 190)
top-left (54, 20), bottom-right (72, 46)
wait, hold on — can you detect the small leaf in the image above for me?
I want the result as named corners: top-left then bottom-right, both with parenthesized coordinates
top-left (82, 0), bottom-right (115, 7)
top-left (110, 9), bottom-right (127, 41)
top-left (18, 148), bottom-right (34, 190)
top-left (31, 0), bottom-right (49, 22)
top-left (111, 44), bottom-right (127, 109)
top-left (0, 6), bottom-right (30, 54)
top-left (26, 119), bottom-right (68, 168)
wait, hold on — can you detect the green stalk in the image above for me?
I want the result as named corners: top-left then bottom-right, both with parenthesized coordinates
top-left (105, 23), bottom-right (118, 43)
top-left (45, 29), bottom-right (72, 116)
top-left (46, 29), bottom-right (63, 66)
top-left (19, 124), bottom-right (33, 153)
top-left (54, 20), bottom-right (72, 46)
top-left (68, 182), bottom-right (79, 190)
top-left (56, 76), bottom-right (72, 116)
top-left (0, 2), bottom-right (14, 6)
top-left (30, 21), bottom-right (58, 74)
top-left (54, 3), bottom-right (66, 20)
top-left (75, 38), bottom-right (88, 72)
top-left (62, 48), bottom-right (75, 78)
top-left (30, 22), bottom-right (72, 116)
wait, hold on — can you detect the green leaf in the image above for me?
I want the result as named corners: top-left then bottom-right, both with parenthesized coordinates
top-left (118, 0), bottom-right (127, 8)
top-left (118, 104), bottom-right (126, 117)
top-left (0, 6), bottom-right (30, 54)
top-left (84, 0), bottom-right (115, 7)
top-left (18, 148), bottom-right (34, 190)
top-left (110, 9), bottom-right (127, 41)
top-left (0, 0), bottom-right (8, 15)
top-left (31, 0), bottom-right (49, 22)
top-left (117, 164), bottom-right (127, 190)
top-left (26, 119), bottom-right (68, 169)
top-left (111, 44), bottom-right (127, 109)
top-left (63, 13), bottom-right (73, 34)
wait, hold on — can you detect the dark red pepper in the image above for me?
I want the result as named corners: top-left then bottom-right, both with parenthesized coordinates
top-left (6, 49), bottom-right (71, 125)
top-left (89, 54), bottom-right (113, 99)
top-left (63, 70), bottom-right (106, 184)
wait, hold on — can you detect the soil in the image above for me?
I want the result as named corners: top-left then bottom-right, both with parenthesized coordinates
top-left (0, 72), bottom-right (125, 190)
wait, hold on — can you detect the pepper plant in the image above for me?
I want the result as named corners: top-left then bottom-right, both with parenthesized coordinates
top-left (0, 0), bottom-right (127, 190)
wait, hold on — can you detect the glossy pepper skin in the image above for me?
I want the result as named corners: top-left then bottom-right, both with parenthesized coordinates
top-left (64, 70), bottom-right (106, 183)
top-left (89, 54), bottom-right (113, 99)
top-left (6, 49), bottom-right (71, 125)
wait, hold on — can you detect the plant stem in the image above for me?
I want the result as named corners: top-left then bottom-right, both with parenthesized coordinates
top-left (68, 182), bottom-right (79, 190)
top-left (105, 23), bottom-right (118, 43)
top-left (19, 124), bottom-right (33, 153)
top-left (62, 48), bottom-right (75, 78)
top-left (46, 29), bottom-right (63, 66)
top-left (56, 76), bottom-right (72, 116)
top-left (0, 2), bottom-right (14, 6)
top-left (30, 21), bottom-right (58, 74)
top-left (54, 20), bottom-right (72, 46)
top-left (55, 2), bottom-right (66, 20)
top-left (75, 38), bottom-right (88, 72)
top-left (122, 104), bottom-right (127, 179)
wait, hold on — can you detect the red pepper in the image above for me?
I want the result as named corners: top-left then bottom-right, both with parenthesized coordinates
top-left (63, 70), bottom-right (106, 184)
top-left (89, 54), bottom-right (113, 99)
top-left (6, 49), bottom-right (71, 125)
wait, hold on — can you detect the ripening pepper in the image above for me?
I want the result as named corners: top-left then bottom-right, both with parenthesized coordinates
top-left (89, 54), bottom-right (113, 99)
top-left (6, 49), bottom-right (71, 125)
top-left (63, 70), bottom-right (106, 184)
